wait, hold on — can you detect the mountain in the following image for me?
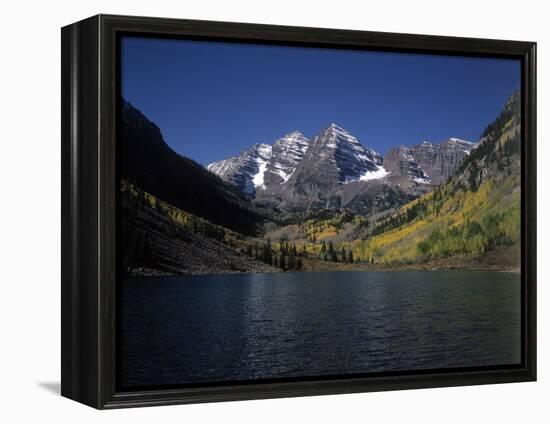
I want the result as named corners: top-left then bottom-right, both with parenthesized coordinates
top-left (286, 123), bottom-right (385, 187)
top-left (354, 91), bottom-right (521, 266)
top-left (120, 181), bottom-right (277, 276)
top-left (209, 122), bottom-right (475, 214)
top-left (208, 123), bottom-right (391, 212)
top-left (206, 143), bottom-right (272, 195)
top-left (119, 100), bottom-right (266, 236)
top-left (383, 145), bottom-right (431, 187)
top-left (207, 124), bottom-right (386, 199)
top-left (271, 124), bottom-right (391, 212)
top-left (383, 138), bottom-right (476, 190)
top-left (409, 138), bottom-right (477, 185)
top-left (262, 131), bottom-right (310, 187)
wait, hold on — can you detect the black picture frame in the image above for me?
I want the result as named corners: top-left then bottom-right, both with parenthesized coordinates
top-left (61, 14), bottom-right (537, 409)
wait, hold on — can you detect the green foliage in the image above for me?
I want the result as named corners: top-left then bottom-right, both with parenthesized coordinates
top-left (287, 247), bottom-right (296, 270)
top-left (416, 206), bottom-right (520, 259)
top-left (261, 238), bottom-right (273, 265)
top-left (339, 246), bottom-right (346, 262)
top-left (371, 197), bottom-right (431, 235)
top-left (468, 162), bottom-right (481, 192)
top-left (319, 240), bottom-right (327, 260)
top-left (327, 242), bottom-right (337, 262)
top-left (254, 240), bottom-right (304, 271)
top-left (279, 252), bottom-right (286, 270)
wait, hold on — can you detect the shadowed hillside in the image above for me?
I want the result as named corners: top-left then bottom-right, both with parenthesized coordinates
top-left (119, 100), bottom-right (266, 236)
top-left (120, 181), bottom-right (278, 276)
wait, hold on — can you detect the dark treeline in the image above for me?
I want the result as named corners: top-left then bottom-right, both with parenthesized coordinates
top-left (275, 208), bottom-right (356, 227)
top-left (318, 240), bottom-right (354, 264)
top-left (243, 238), bottom-right (305, 271)
top-left (371, 199), bottom-right (429, 236)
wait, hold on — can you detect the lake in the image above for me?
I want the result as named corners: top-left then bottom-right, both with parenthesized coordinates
top-left (119, 270), bottom-right (521, 388)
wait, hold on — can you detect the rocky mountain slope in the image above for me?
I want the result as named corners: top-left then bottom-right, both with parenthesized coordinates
top-left (206, 143), bottom-right (272, 195)
top-left (209, 122), bottom-right (475, 213)
top-left (283, 124), bottom-right (385, 190)
top-left (263, 131), bottom-right (310, 187)
top-left (120, 181), bottom-right (278, 276)
top-left (384, 145), bottom-right (431, 185)
top-left (410, 138), bottom-right (477, 185)
top-left (383, 138), bottom-right (476, 190)
top-left (206, 130), bottom-right (311, 196)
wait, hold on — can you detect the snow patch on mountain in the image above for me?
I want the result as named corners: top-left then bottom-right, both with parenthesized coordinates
top-left (207, 124), bottom-right (474, 198)
top-left (449, 137), bottom-right (475, 144)
top-left (207, 143), bottom-right (272, 195)
top-left (320, 123), bottom-right (384, 182)
top-left (407, 137), bottom-right (475, 185)
top-left (252, 160), bottom-right (268, 189)
top-left (358, 166), bottom-right (390, 181)
top-left (413, 176), bottom-right (431, 184)
top-left (264, 131), bottom-right (310, 185)
top-left (272, 165), bottom-right (293, 182)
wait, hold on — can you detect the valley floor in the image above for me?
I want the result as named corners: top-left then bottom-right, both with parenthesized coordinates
top-left (298, 244), bottom-right (520, 273)
top-left (129, 244), bottom-right (520, 277)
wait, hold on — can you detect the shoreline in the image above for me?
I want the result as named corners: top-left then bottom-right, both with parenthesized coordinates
top-left (126, 263), bottom-right (520, 279)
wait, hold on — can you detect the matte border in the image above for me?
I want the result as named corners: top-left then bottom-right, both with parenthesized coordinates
top-left (61, 14), bottom-right (536, 409)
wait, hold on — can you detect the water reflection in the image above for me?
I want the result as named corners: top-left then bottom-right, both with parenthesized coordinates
top-left (120, 270), bottom-right (521, 388)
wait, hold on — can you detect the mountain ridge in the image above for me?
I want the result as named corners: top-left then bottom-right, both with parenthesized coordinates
top-left (208, 122), bottom-right (476, 212)
top-left (118, 90), bottom-right (520, 276)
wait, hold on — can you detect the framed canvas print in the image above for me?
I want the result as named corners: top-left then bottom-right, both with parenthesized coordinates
top-left (61, 14), bottom-right (536, 409)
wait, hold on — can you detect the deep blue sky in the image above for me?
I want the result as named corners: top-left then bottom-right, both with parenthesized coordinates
top-left (121, 36), bottom-right (520, 166)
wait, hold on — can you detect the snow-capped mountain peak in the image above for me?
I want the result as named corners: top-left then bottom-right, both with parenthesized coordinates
top-left (206, 129), bottom-right (312, 195)
top-left (314, 123), bottom-right (384, 182)
top-left (207, 125), bottom-right (476, 200)
top-left (207, 143), bottom-right (272, 195)
top-left (207, 124), bottom-right (390, 197)
top-left (263, 131), bottom-right (310, 185)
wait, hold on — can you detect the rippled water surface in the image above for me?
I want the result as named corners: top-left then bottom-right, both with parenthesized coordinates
top-left (119, 271), bottom-right (521, 388)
